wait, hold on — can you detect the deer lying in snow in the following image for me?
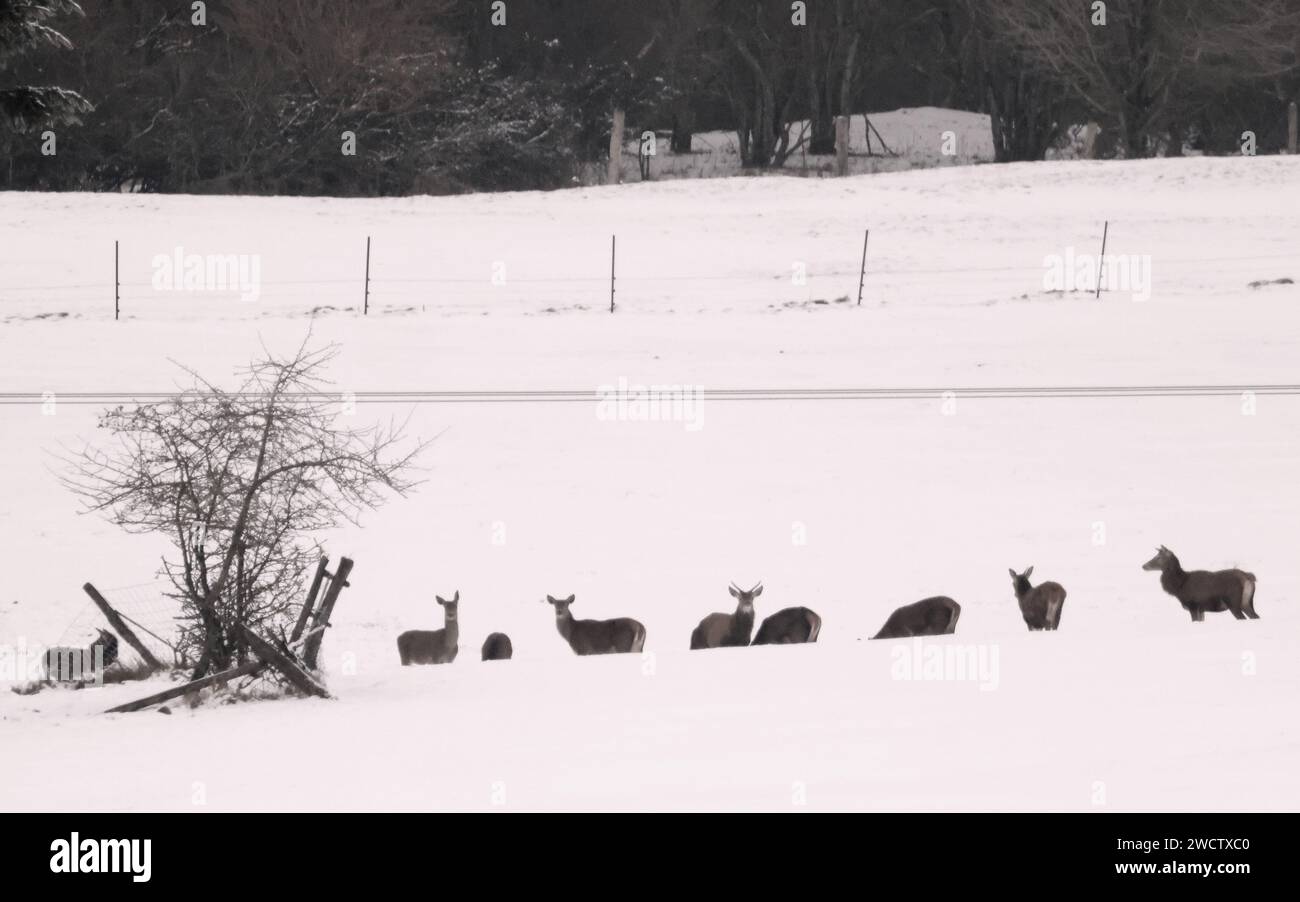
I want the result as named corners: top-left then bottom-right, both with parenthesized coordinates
top-left (546, 595), bottom-right (646, 655)
top-left (751, 606), bottom-right (821, 645)
top-left (690, 582), bottom-right (760, 649)
top-left (1142, 546), bottom-right (1258, 622)
top-left (871, 597), bottom-right (961, 639)
top-left (481, 632), bottom-right (513, 661)
top-left (397, 591), bottom-right (460, 664)
top-left (1008, 566), bottom-right (1066, 630)
top-left (42, 629), bottom-right (119, 686)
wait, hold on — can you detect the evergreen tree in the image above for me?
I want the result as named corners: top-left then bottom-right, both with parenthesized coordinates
top-left (0, 0), bottom-right (92, 131)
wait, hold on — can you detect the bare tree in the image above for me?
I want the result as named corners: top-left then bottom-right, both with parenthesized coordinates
top-left (984, 0), bottom-right (1299, 157)
top-left (65, 340), bottom-right (427, 678)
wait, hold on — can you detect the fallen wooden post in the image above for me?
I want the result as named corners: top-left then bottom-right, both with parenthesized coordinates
top-left (104, 660), bottom-right (265, 714)
top-left (303, 556), bottom-right (353, 670)
top-left (84, 582), bottom-right (165, 672)
top-left (237, 624), bottom-right (330, 699)
top-left (291, 556), bottom-right (330, 643)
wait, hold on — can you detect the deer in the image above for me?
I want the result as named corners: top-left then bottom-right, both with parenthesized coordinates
top-left (545, 595), bottom-right (646, 655)
top-left (1008, 567), bottom-right (1066, 631)
top-left (690, 581), bottom-right (761, 649)
top-left (396, 591), bottom-right (460, 665)
top-left (1142, 546), bottom-right (1258, 622)
top-left (871, 597), bottom-right (961, 639)
top-left (751, 606), bottom-right (821, 645)
top-left (481, 632), bottom-right (513, 661)
top-left (42, 629), bottom-right (119, 686)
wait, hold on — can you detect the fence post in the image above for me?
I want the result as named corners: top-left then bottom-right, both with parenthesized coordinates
top-left (83, 582), bottom-right (164, 671)
top-left (608, 109), bottom-right (625, 185)
top-left (610, 235), bottom-right (616, 313)
top-left (303, 557), bottom-right (353, 670)
top-left (835, 116), bottom-right (850, 177)
top-left (291, 556), bottom-right (330, 643)
top-left (363, 236), bottom-right (371, 315)
top-left (1289, 101), bottom-right (1297, 155)
top-left (856, 229), bottom-right (869, 306)
top-left (1095, 220), bottom-right (1109, 299)
top-left (114, 240), bottom-right (120, 321)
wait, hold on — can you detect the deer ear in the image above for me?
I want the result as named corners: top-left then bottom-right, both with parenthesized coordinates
top-left (728, 585), bottom-right (739, 598)
top-left (546, 595), bottom-right (557, 603)
top-left (753, 585), bottom-right (763, 597)
top-left (565, 595), bottom-right (575, 604)
top-left (1026, 566), bottom-right (1033, 578)
top-left (453, 590), bottom-right (460, 602)
top-left (436, 595), bottom-right (446, 605)
top-left (1008, 568), bottom-right (1017, 578)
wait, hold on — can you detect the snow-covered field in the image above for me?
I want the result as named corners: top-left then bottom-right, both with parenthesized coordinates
top-left (1, 154), bottom-right (1298, 811)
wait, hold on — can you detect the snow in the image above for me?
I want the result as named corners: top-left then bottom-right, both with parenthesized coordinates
top-left (1, 152), bottom-right (1298, 811)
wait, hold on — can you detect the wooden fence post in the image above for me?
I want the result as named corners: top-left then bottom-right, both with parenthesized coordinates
top-left (291, 556), bottom-right (330, 643)
top-left (835, 116), bottom-right (850, 176)
top-left (114, 240), bottom-right (120, 321)
top-left (856, 229), bottom-right (869, 306)
top-left (363, 236), bottom-right (371, 315)
top-left (608, 108), bottom-right (626, 185)
top-left (302, 556), bottom-right (353, 670)
top-left (1095, 220), bottom-right (1109, 300)
top-left (609, 235), bottom-right (616, 313)
top-left (1289, 101), bottom-right (1297, 155)
top-left (83, 582), bottom-right (164, 671)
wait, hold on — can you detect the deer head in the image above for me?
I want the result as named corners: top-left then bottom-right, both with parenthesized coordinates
top-left (546, 594), bottom-right (576, 615)
top-left (435, 590), bottom-right (460, 619)
top-left (727, 581), bottom-right (763, 605)
top-left (1142, 546), bottom-right (1174, 571)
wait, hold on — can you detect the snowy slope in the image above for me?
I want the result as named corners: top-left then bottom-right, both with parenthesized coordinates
top-left (1, 154), bottom-right (1298, 811)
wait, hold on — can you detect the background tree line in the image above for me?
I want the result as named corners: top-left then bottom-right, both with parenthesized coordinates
top-left (2, 0), bottom-right (1297, 194)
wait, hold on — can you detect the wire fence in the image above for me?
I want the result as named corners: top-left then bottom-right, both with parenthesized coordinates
top-left (2, 231), bottom-right (1295, 320)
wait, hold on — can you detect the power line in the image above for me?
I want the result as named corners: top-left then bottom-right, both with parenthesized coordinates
top-left (1, 385), bottom-right (1295, 405)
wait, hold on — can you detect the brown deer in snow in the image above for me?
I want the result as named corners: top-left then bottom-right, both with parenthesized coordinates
top-left (42, 629), bottom-right (119, 685)
top-left (1008, 567), bottom-right (1066, 631)
top-left (1142, 546), bottom-right (1258, 622)
top-left (546, 595), bottom-right (646, 655)
top-left (481, 632), bottom-right (513, 661)
top-left (690, 581), bottom-right (760, 649)
top-left (397, 591), bottom-right (460, 665)
top-left (751, 606), bottom-right (821, 645)
top-left (871, 597), bottom-right (961, 639)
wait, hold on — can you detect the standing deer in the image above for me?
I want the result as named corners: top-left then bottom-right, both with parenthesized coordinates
top-left (1142, 546), bottom-right (1258, 622)
top-left (1008, 567), bottom-right (1066, 631)
top-left (396, 591), bottom-right (460, 665)
top-left (871, 597), bottom-right (960, 639)
top-left (751, 606), bottom-right (821, 645)
top-left (546, 594), bottom-right (646, 655)
top-left (481, 632), bottom-right (513, 661)
top-left (690, 581), bottom-right (760, 649)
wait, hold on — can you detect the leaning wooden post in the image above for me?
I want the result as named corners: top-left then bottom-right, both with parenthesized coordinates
top-left (1095, 220), bottom-right (1109, 299)
top-left (856, 229), bottom-right (869, 306)
top-left (608, 108), bottom-right (625, 185)
top-left (302, 556), bottom-right (353, 670)
top-left (1289, 101), bottom-right (1298, 155)
top-left (83, 582), bottom-right (164, 671)
top-left (835, 116), bottom-right (850, 177)
top-left (291, 556), bottom-right (329, 643)
top-left (363, 236), bottom-right (371, 315)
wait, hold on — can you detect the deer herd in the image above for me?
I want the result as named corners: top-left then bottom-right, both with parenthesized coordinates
top-left (396, 545), bottom-right (1262, 666)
